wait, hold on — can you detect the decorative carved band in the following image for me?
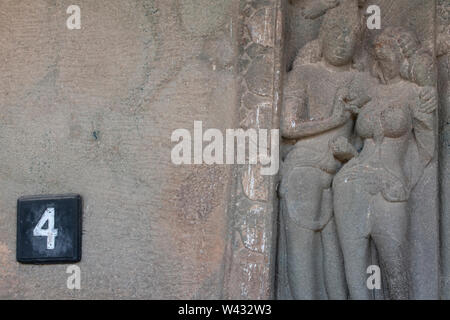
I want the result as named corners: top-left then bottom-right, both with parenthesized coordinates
top-left (223, 0), bottom-right (283, 300)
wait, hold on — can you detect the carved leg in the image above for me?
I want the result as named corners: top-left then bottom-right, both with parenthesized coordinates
top-left (371, 234), bottom-right (409, 300)
top-left (333, 178), bottom-right (372, 299)
top-left (276, 205), bottom-right (292, 299)
top-left (372, 196), bottom-right (409, 300)
top-left (322, 216), bottom-right (348, 299)
top-left (339, 236), bottom-right (371, 299)
top-left (285, 222), bottom-right (323, 299)
top-left (282, 167), bottom-right (329, 299)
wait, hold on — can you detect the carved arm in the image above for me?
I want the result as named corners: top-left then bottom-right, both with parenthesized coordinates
top-left (303, 0), bottom-right (340, 20)
top-left (412, 86), bottom-right (437, 167)
top-left (281, 86), bottom-right (352, 140)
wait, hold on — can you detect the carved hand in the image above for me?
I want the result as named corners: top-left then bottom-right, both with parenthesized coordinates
top-left (344, 94), bottom-right (371, 115)
top-left (332, 87), bottom-right (353, 120)
top-left (329, 136), bottom-right (358, 162)
top-left (398, 37), bottom-right (416, 58)
top-left (347, 79), bottom-right (372, 112)
top-left (281, 86), bottom-right (353, 140)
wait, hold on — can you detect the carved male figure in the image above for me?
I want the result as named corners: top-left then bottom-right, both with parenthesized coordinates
top-left (279, 0), bottom-right (370, 299)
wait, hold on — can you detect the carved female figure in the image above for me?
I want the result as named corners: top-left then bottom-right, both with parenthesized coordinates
top-left (333, 27), bottom-right (437, 299)
top-left (278, 1), bottom-right (369, 299)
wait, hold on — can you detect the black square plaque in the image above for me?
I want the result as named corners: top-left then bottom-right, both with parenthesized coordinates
top-left (16, 194), bottom-right (82, 264)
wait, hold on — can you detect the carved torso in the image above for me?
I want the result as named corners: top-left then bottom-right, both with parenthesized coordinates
top-left (338, 80), bottom-right (420, 202)
top-left (285, 62), bottom-right (360, 154)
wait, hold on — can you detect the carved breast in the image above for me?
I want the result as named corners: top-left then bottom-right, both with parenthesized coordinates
top-left (356, 84), bottom-right (414, 140)
top-left (381, 105), bottom-right (412, 138)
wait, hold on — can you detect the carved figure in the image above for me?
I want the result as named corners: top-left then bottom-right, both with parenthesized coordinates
top-left (333, 27), bottom-right (437, 299)
top-left (393, 28), bottom-right (435, 87)
top-left (279, 1), bottom-right (369, 299)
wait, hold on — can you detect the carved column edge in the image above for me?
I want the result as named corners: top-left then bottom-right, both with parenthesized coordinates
top-left (438, 0), bottom-right (450, 300)
top-left (223, 0), bottom-right (285, 300)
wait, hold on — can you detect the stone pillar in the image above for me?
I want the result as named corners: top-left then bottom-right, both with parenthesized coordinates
top-left (438, 0), bottom-right (450, 300)
top-left (223, 0), bottom-right (284, 299)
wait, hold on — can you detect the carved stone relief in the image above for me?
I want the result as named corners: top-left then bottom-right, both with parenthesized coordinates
top-left (277, 0), bottom-right (440, 300)
top-left (226, 0), bottom-right (447, 300)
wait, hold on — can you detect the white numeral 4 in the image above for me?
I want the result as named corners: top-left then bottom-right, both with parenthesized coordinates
top-left (33, 208), bottom-right (58, 249)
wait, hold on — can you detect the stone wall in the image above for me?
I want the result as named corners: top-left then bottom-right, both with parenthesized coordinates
top-left (0, 0), bottom-right (237, 299)
top-left (1, 0), bottom-right (449, 300)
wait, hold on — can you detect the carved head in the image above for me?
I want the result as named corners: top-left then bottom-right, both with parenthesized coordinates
top-left (319, 0), bottom-right (361, 66)
top-left (396, 28), bottom-right (420, 59)
top-left (373, 28), bottom-right (404, 82)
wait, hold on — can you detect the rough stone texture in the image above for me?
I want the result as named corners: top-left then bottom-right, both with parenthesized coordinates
top-left (438, 0), bottom-right (450, 300)
top-left (1, 0), bottom-right (449, 301)
top-left (223, 0), bottom-right (283, 299)
top-left (0, 0), bottom-right (237, 299)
